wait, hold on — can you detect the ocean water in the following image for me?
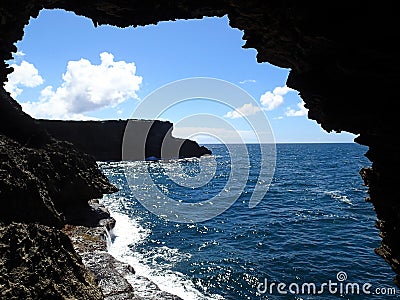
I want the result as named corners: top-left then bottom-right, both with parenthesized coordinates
top-left (99, 143), bottom-right (399, 299)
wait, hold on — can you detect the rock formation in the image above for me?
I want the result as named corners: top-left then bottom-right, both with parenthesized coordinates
top-left (1, 0), bottom-right (400, 295)
top-left (38, 119), bottom-right (212, 161)
top-left (0, 84), bottom-right (118, 297)
top-left (0, 222), bottom-right (104, 299)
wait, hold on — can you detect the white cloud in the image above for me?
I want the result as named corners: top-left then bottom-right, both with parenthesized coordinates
top-left (223, 85), bottom-right (295, 120)
top-left (22, 52), bottom-right (142, 120)
top-left (239, 79), bottom-right (256, 84)
top-left (14, 51), bottom-right (26, 57)
top-left (272, 86), bottom-right (294, 96)
top-left (224, 102), bottom-right (262, 119)
top-left (4, 60), bottom-right (44, 98)
top-left (260, 85), bottom-right (294, 111)
top-left (285, 101), bottom-right (308, 117)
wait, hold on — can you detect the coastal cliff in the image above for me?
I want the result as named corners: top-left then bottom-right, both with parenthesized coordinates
top-left (0, 86), bottom-right (117, 297)
top-left (0, 87), bottom-right (188, 298)
top-left (38, 119), bottom-right (211, 161)
top-left (1, 0), bottom-right (400, 297)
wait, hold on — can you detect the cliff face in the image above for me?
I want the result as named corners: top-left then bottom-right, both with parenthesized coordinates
top-left (1, 0), bottom-right (400, 292)
top-left (38, 119), bottom-right (211, 161)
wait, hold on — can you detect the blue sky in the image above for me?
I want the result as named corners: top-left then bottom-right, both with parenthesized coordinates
top-left (5, 9), bottom-right (356, 144)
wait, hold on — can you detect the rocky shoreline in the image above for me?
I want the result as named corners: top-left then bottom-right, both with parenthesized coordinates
top-left (0, 86), bottom-right (191, 298)
top-left (0, 92), bottom-right (119, 298)
top-left (63, 200), bottom-right (183, 300)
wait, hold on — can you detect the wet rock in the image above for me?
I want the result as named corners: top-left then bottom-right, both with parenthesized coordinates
top-left (63, 202), bottom-right (183, 300)
top-left (63, 211), bottom-right (140, 299)
top-left (81, 251), bottom-right (139, 299)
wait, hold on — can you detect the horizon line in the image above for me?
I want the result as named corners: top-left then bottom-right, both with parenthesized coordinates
top-left (199, 141), bottom-right (358, 145)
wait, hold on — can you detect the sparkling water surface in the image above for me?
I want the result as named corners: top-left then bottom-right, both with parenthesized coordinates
top-left (99, 143), bottom-right (399, 300)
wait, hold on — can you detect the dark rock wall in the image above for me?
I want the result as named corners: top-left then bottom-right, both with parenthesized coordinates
top-left (39, 120), bottom-right (126, 162)
top-left (38, 119), bottom-right (211, 161)
top-left (1, 0), bottom-right (400, 290)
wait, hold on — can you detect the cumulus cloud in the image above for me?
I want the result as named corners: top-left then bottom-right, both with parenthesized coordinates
top-left (285, 101), bottom-right (308, 117)
top-left (260, 85), bottom-right (294, 111)
top-left (223, 85), bottom-right (296, 120)
top-left (224, 103), bottom-right (262, 119)
top-left (22, 52), bottom-right (142, 119)
top-left (4, 61), bottom-right (44, 98)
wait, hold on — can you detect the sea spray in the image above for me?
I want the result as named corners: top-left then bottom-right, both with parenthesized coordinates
top-left (100, 196), bottom-right (223, 300)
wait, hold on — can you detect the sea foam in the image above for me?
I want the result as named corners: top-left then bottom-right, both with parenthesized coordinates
top-left (101, 196), bottom-right (224, 300)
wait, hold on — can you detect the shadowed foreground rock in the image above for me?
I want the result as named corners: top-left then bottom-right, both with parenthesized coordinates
top-left (0, 133), bottom-right (117, 226)
top-left (0, 86), bottom-right (117, 227)
top-left (0, 222), bottom-right (103, 299)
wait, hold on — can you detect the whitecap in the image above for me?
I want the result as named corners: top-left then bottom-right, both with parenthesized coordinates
top-left (325, 190), bottom-right (353, 205)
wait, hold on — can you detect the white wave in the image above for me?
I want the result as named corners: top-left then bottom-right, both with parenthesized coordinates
top-left (325, 190), bottom-right (353, 205)
top-left (101, 197), bottom-right (224, 300)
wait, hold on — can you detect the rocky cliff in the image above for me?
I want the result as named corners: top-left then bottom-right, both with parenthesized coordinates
top-left (0, 86), bottom-right (117, 297)
top-left (38, 119), bottom-right (211, 161)
top-left (1, 0), bottom-right (400, 296)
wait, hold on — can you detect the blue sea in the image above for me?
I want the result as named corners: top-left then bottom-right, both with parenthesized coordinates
top-left (99, 143), bottom-right (399, 299)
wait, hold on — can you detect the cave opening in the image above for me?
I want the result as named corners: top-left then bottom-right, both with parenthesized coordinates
top-left (1, 4), bottom-right (398, 299)
top-left (6, 8), bottom-right (356, 144)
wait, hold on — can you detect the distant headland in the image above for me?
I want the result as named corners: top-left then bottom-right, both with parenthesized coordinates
top-left (38, 119), bottom-right (211, 161)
